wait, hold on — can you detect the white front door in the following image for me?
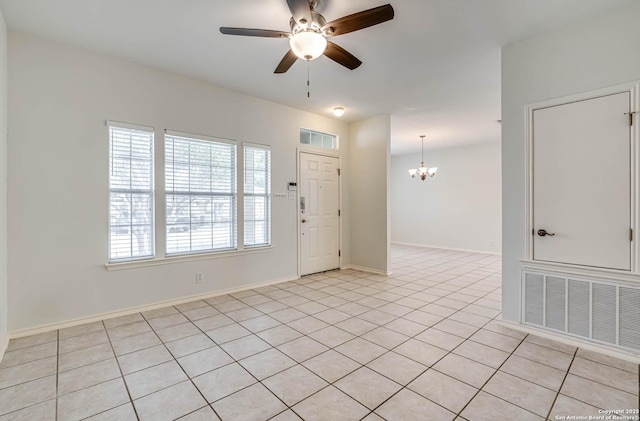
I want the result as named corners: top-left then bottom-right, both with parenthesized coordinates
top-left (532, 92), bottom-right (631, 270)
top-left (300, 152), bottom-right (340, 275)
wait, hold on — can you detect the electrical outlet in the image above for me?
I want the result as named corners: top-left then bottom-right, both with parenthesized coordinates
top-left (195, 273), bottom-right (203, 284)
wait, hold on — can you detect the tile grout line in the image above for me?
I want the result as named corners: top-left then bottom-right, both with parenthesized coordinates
top-left (101, 319), bottom-right (141, 421)
top-left (0, 269), bottom-right (517, 419)
top-left (4, 249), bottom-right (637, 420)
top-left (167, 305), bottom-right (292, 420)
top-left (452, 334), bottom-right (531, 419)
top-left (544, 347), bottom-right (578, 420)
top-left (359, 310), bottom-right (513, 420)
top-left (140, 311), bottom-right (225, 420)
top-left (105, 275), bottom-right (578, 419)
top-left (145, 278), bottom-right (424, 419)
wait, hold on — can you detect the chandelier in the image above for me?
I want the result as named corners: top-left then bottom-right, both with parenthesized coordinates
top-left (408, 135), bottom-right (438, 181)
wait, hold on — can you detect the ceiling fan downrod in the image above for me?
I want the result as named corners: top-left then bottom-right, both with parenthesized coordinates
top-left (307, 58), bottom-right (311, 98)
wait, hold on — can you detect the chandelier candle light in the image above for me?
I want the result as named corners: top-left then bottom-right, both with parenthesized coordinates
top-left (408, 135), bottom-right (438, 181)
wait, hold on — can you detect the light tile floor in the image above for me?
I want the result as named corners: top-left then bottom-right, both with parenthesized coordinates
top-left (1, 245), bottom-right (638, 420)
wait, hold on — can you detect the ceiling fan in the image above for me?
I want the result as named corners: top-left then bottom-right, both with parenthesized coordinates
top-left (219, 0), bottom-right (395, 74)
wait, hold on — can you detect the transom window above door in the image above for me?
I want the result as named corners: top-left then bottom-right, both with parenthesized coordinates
top-left (300, 128), bottom-right (338, 150)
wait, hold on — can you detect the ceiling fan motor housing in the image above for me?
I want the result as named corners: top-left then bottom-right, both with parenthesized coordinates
top-left (290, 11), bottom-right (326, 33)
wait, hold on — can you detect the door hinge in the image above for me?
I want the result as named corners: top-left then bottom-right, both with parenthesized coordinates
top-left (338, 249), bottom-right (341, 257)
top-left (337, 168), bottom-right (341, 176)
top-left (630, 228), bottom-right (633, 242)
top-left (338, 209), bottom-right (341, 217)
top-left (625, 111), bottom-right (636, 126)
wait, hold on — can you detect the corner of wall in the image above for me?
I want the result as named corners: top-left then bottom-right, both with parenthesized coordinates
top-left (347, 115), bottom-right (391, 274)
top-left (0, 6), bottom-right (8, 362)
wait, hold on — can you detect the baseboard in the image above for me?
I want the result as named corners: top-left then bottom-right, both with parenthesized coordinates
top-left (8, 275), bottom-right (299, 340)
top-left (342, 264), bottom-right (391, 276)
top-left (0, 334), bottom-right (8, 365)
top-left (391, 241), bottom-right (502, 256)
top-left (498, 319), bottom-right (640, 364)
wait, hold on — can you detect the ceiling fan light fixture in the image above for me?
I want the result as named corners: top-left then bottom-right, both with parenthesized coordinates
top-left (290, 30), bottom-right (327, 60)
top-left (332, 107), bottom-right (345, 117)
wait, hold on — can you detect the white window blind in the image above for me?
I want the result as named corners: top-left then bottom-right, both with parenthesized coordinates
top-left (108, 123), bottom-right (155, 261)
top-left (244, 145), bottom-right (271, 247)
top-left (165, 134), bottom-right (237, 255)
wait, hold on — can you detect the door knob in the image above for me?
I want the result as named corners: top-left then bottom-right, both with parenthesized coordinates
top-left (537, 229), bottom-right (555, 237)
top-left (301, 219), bottom-right (307, 223)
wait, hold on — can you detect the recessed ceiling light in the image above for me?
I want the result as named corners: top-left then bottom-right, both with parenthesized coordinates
top-left (333, 107), bottom-right (345, 117)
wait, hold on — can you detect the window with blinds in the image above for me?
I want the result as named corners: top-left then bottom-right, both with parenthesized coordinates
top-left (108, 123), bottom-right (155, 262)
top-left (244, 145), bottom-right (271, 247)
top-left (165, 133), bottom-right (237, 255)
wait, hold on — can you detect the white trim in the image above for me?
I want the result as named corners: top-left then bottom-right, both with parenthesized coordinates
top-left (341, 264), bottom-right (391, 276)
top-left (8, 275), bottom-right (298, 340)
top-left (105, 246), bottom-right (273, 271)
top-left (497, 319), bottom-right (640, 364)
top-left (0, 335), bottom-right (8, 365)
top-left (299, 128), bottom-right (339, 152)
top-left (297, 146), bottom-right (340, 158)
top-left (525, 81), bottom-right (639, 269)
top-left (242, 141), bottom-right (271, 151)
top-left (106, 120), bottom-right (154, 133)
top-left (297, 150), bottom-right (343, 278)
top-left (242, 143), bottom-right (272, 249)
top-left (520, 259), bottom-right (640, 287)
top-left (164, 129), bottom-right (237, 146)
top-left (392, 241), bottom-right (502, 256)
top-left (108, 124), bottom-right (156, 263)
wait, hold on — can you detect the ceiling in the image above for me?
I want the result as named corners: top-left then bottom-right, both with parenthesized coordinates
top-left (0, 0), bottom-right (632, 155)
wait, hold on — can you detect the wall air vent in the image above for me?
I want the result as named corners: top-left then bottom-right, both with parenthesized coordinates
top-left (522, 270), bottom-right (640, 352)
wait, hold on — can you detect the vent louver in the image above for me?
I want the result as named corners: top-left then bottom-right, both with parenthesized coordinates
top-left (567, 280), bottom-right (590, 337)
top-left (522, 271), bottom-right (640, 352)
top-left (524, 273), bottom-right (543, 325)
top-left (619, 287), bottom-right (640, 350)
top-left (546, 276), bottom-right (566, 331)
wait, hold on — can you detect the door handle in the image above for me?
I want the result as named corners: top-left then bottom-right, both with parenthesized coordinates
top-left (537, 229), bottom-right (555, 237)
top-left (301, 219), bottom-right (307, 223)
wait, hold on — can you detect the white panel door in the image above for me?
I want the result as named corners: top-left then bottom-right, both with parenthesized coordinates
top-left (300, 153), bottom-right (340, 275)
top-left (533, 92), bottom-right (631, 270)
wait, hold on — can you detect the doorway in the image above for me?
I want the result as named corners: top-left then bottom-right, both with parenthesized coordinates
top-left (299, 152), bottom-right (340, 276)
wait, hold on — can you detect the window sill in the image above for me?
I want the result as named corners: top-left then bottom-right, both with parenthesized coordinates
top-left (105, 246), bottom-right (273, 271)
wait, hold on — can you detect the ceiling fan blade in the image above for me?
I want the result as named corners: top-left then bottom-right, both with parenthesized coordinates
top-left (274, 49), bottom-right (298, 73)
top-left (322, 4), bottom-right (394, 37)
top-left (286, 0), bottom-right (313, 24)
top-left (323, 42), bottom-right (362, 70)
top-left (220, 27), bottom-right (290, 38)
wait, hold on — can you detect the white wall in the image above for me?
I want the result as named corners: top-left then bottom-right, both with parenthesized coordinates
top-left (7, 32), bottom-right (351, 331)
top-left (502, 1), bottom-right (640, 321)
top-left (391, 141), bottom-right (501, 254)
top-left (0, 7), bottom-right (7, 355)
top-left (348, 115), bottom-right (391, 274)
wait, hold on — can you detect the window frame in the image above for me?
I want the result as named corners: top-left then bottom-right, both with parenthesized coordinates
top-left (164, 130), bottom-right (238, 256)
top-left (107, 120), bottom-right (156, 263)
top-left (300, 128), bottom-right (339, 150)
top-left (242, 142), bottom-right (272, 248)
top-left (105, 126), bottom-right (276, 270)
